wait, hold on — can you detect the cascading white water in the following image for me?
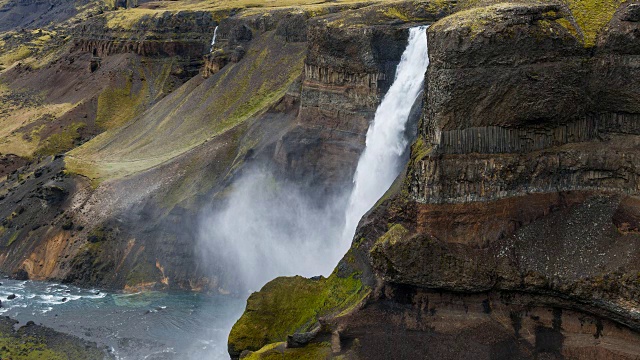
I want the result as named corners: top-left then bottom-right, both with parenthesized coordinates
top-left (342, 25), bottom-right (430, 243)
top-left (210, 26), bottom-right (218, 52)
top-left (198, 24), bottom-right (430, 359)
top-left (199, 26), bottom-right (430, 292)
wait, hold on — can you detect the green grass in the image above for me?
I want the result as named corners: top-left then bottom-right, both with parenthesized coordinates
top-left (67, 31), bottom-right (306, 183)
top-left (564, 0), bottom-right (623, 47)
top-left (96, 78), bottom-right (146, 130)
top-left (244, 342), bottom-right (332, 360)
top-left (229, 272), bottom-right (368, 355)
top-left (0, 336), bottom-right (67, 360)
top-left (7, 229), bottom-right (21, 247)
top-left (35, 122), bottom-right (85, 156)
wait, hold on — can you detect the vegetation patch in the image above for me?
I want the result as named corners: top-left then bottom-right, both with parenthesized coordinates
top-left (96, 77), bottom-right (146, 130)
top-left (0, 317), bottom-right (109, 359)
top-left (229, 271), bottom-right (367, 354)
top-left (410, 137), bottom-right (431, 165)
top-left (244, 341), bottom-right (332, 360)
top-left (432, 1), bottom-right (589, 42)
top-left (430, 3), bottom-right (511, 37)
top-left (7, 229), bottom-right (20, 247)
top-left (563, 0), bottom-right (622, 47)
top-left (0, 45), bottom-right (32, 67)
top-left (371, 224), bottom-right (409, 251)
top-left (35, 122), bottom-right (85, 156)
top-left (555, 16), bottom-right (580, 38)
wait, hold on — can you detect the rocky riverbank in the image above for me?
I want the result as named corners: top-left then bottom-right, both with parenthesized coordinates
top-left (0, 316), bottom-right (111, 359)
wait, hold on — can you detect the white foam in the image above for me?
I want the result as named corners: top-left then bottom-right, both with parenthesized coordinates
top-left (342, 26), bottom-right (430, 244)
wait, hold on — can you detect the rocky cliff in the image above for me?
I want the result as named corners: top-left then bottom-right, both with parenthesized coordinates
top-left (229, 1), bottom-right (640, 359)
top-left (0, 0), bottom-right (450, 293)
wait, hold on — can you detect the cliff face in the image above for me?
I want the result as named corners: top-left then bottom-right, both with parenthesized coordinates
top-left (0, 2), bottom-right (221, 289)
top-left (0, 0), bottom-right (450, 292)
top-left (229, 1), bottom-right (640, 359)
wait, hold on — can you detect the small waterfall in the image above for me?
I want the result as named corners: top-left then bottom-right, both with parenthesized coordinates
top-left (342, 26), bottom-right (430, 243)
top-left (210, 26), bottom-right (218, 53)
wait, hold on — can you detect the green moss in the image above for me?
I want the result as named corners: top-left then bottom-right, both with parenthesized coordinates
top-left (35, 122), bottom-right (85, 156)
top-left (229, 272), bottom-right (367, 354)
top-left (125, 261), bottom-right (161, 287)
top-left (244, 341), bottom-right (332, 360)
top-left (564, 0), bottom-right (622, 47)
top-left (371, 224), bottom-right (408, 250)
top-left (410, 137), bottom-right (431, 164)
top-left (555, 17), bottom-right (579, 38)
top-left (7, 230), bottom-right (20, 247)
top-left (0, 45), bottom-right (32, 66)
top-left (382, 7), bottom-right (412, 21)
top-left (0, 318), bottom-right (108, 359)
top-left (96, 77), bottom-right (146, 130)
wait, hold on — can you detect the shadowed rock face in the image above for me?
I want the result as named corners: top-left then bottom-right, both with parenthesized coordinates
top-left (0, 0), bottom-right (93, 32)
top-left (228, 1), bottom-right (640, 359)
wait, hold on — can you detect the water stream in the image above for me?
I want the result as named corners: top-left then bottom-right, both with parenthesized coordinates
top-left (0, 279), bottom-right (244, 359)
top-left (210, 26), bottom-right (218, 52)
top-left (342, 26), bottom-right (430, 243)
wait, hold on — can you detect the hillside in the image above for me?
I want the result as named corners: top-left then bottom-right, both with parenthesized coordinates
top-left (0, 0), bottom-right (639, 359)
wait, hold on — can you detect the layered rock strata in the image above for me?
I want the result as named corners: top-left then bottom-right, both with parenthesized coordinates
top-left (229, 2), bottom-right (640, 359)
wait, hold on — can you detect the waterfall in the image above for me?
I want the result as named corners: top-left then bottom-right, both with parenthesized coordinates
top-left (198, 26), bottom-right (428, 290)
top-left (210, 26), bottom-right (218, 53)
top-left (198, 25), bottom-right (429, 359)
top-left (342, 26), bottom-right (430, 243)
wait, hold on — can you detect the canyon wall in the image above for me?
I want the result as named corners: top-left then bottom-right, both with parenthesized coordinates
top-left (229, 1), bottom-right (640, 359)
top-left (0, 0), bottom-right (448, 293)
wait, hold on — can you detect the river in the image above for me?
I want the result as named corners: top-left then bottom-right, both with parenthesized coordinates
top-left (0, 278), bottom-right (244, 359)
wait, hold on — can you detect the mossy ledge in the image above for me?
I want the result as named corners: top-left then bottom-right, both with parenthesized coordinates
top-left (242, 341), bottom-right (332, 360)
top-left (0, 316), bottom-right (111, 359)
top-left (228, 271), bottom-right (368, 358)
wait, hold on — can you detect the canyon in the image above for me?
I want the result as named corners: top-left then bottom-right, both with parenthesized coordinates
top-left (0, 0), bottom-right (639, 359)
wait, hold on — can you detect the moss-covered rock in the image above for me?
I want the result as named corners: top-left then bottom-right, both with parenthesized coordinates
top-left (228, 272), bottom-right (368, 357)
top-left (0, 316), bottom-right (111, 359)
top-left (565, 0), bottom-right (623, 47)
top-left (241, 341), bottom-right (332, 360)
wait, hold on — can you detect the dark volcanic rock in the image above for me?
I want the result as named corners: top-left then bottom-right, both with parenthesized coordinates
top-left (12, 269), bottom-right (28, 281)
top-left (286, 326), bottom-right (320, 348)
top-left (0, 316), bottom-right (113, 358)
top-left (622, 3), bottom-right (640, 22)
